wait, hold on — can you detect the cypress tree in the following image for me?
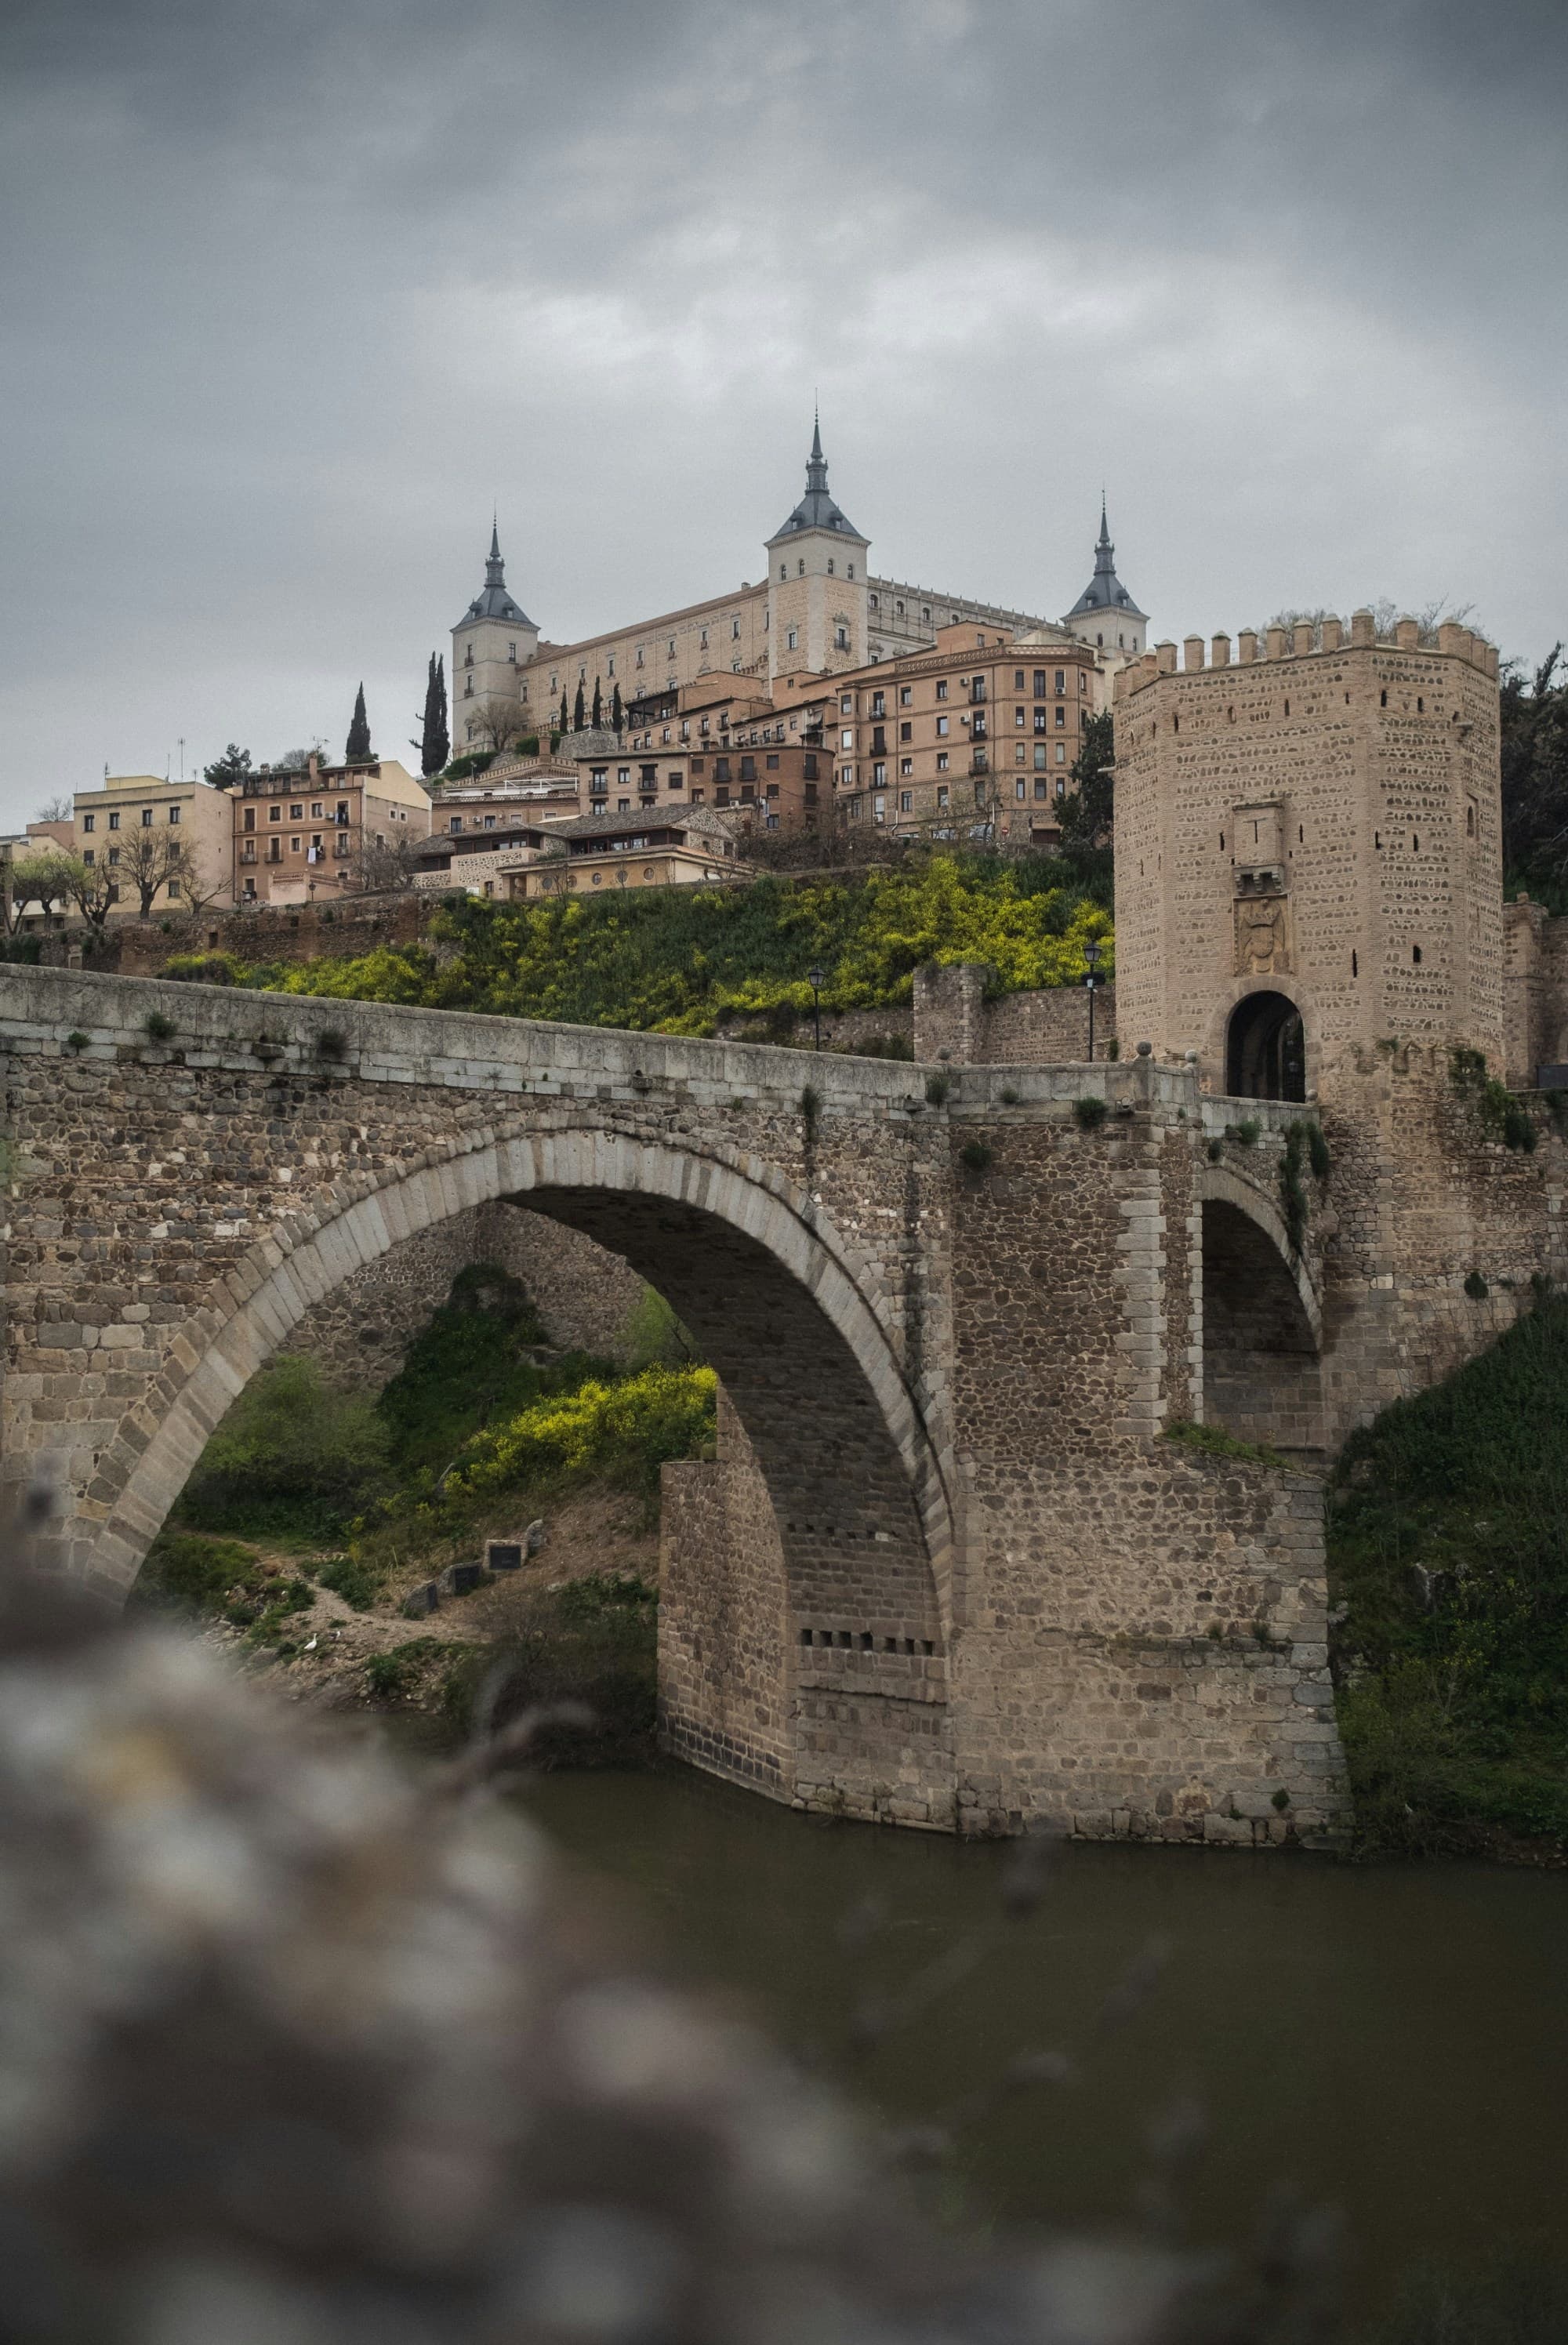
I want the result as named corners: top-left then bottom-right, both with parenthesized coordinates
top-left (611, 682), bottom-right (623, 734)
top-left (412, 654), bottom-right (450, 778)
top-left (573, 681), bottom-right (586, 731)
top-left (346, 683), bottom-right (372, 762)
top-left (591, 675), bottom-right (603, 728)
top-left (558, 691), bottom-right (569, 735)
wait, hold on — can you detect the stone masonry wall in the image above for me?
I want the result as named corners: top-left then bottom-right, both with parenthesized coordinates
top-left (285, 1201), bottom-right (650, 1388)
top-left (1112, 619), bottom-right (1504, 1087)
top-left (912, 963), bottom-right (1117, 1065)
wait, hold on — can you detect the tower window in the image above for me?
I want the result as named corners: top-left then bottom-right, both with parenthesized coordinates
top-left (1413, 945), bottom-right (1422, 964)
top-left (827, 559), bottom-right (834, 575)
top-left (1380, 689), bottom-right (1388, 707)
top-left (1352, 951), bottom-right (1359, 977)
top-left (798, 561), bottom-right (804, 577)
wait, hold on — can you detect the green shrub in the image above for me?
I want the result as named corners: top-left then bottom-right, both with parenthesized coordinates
top-left (924, 1071), bottom-right (950, 1105)
top-left (448, 1364), bottom-right (718, 1511)
top-left (376, 1264), bottom-right (560, 1476)
top-left (365, 1646), bottom-right (424, 1697)
top-left (314, 1025), bottom-right (348, 1061)
top-left (1465, 1269), bottom-right (1490, 1300)
top-left (143, 1010), bottom-right (175, 1044)
top-left (998, 1084), bottom-right (1021, 1105)
top-left (1232, 1116), bottom-right (1262, 1148)
top-left (317, 1554), bottom-right (383, 1612)
top-left (133, 1530), bottom-right (263, 1616)
top-left (176, 1355), bottom-right (392, 1541)
top-left (1330, 1297), bottom-right (1568, 1853)
top-left (1207, 1136), bottom-right (1224, 1162)
top-left (960, 1140), bottom-right (993, 1174)
top-left (163, 950), bottom-right (245, 985)
top-left (800, 1082), bottom-right (822, 1134)
top-left (65, 1031), bottom-right (89, 1054)
top-left (252, 854), bottom-right (1113, 1037)
top-left (1073, 1095), bottom-right (1108, 1131)
top-left (619, 1285), bottom-right (696, 1370)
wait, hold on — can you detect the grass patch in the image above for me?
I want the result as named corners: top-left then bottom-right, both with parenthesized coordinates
top-left (1163, 1420), bottom-right (1290, 1471)
top-left (1329, 1297), bottom-right (1568, 1854)
top-left (132, 1529), bottom-right (314, 1646)
top-left (175, 1355), bottom-right (393, 1544)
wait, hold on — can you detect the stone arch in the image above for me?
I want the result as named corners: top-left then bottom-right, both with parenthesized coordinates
top-left (1225, 989), bottom-right (1306, 1102)
top-left (83, 1122), bottom-right (956, 1638)
top-left (1201, 977), bottom-right (1316, 1101)
top-left (1195, 1168), bottom-right (1323, 1457)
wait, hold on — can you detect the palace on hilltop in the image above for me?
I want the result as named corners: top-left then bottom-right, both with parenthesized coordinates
top-left (450, 424), bottom-right (1149, 761)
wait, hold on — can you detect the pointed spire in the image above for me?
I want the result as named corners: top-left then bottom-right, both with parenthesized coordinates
top-left (485, 519), bottom-right (504, 589)
top-left (806, 410), bottom-right (827, 495)
top-left (1094, 498), bottom-right (1116, 576)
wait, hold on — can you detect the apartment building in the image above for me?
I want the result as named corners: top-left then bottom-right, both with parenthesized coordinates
top-left (787, 625), bottom-right (1102, 849)
top-left (579, 681), bottom-right (827, 836)
top-left (70, 775), bottom-right (234, 917)
top-left (233, 756), bottom-right (430, 906)
top-left (511, 808), bottom-right (746, 899)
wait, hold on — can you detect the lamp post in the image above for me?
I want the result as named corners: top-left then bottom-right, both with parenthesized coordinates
top-left (808, 963), bottom-right (826, 1051)
top-left (1083, 936), bottom-right (1102, 1062)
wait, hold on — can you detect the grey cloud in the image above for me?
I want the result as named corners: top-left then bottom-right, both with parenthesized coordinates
top-left (1, 0), bottom-right (1563, 822)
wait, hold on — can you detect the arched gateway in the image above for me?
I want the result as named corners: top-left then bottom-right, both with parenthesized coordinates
top-left (2, 967), bottom-right (1349, 1845)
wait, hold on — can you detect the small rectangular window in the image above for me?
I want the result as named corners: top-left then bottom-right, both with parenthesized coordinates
top-left (899, 790), bottom-right (913, 812)
top-left (108, 811), bottom-right (121, 830)
top-left (82, 813), bottom-right (95, 833)
top-left (935, 681), bottom-right (949, 701)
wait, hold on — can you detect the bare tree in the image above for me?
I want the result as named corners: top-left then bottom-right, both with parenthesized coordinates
top-left (33, 793), bottom-right (72, 822)
top-left (118, 826), bottom-right (204, 918)
top-left (466, 696), bottom-right (529, 757)
top-left (347, 830), bottom-right (422, 895)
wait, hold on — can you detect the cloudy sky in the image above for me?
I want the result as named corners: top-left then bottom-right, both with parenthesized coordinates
top-left (2, 0), bottom-right (1563, 826)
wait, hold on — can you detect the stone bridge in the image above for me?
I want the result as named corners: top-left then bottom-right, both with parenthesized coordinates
top-left (12, 960), bottom-right (1541, 1847)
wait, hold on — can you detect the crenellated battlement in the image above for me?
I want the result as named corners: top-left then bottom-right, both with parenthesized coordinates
top-left (1115, 609), bottom-right (1498, 699)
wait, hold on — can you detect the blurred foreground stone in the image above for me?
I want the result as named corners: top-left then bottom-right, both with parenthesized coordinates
top-left (0, 1521), bottom-right (1335, 2343)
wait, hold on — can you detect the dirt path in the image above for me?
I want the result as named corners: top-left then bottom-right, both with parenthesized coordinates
top-left (220, 1488), bottom-right (659, 1715)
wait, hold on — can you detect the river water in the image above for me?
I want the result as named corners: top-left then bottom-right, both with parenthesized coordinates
top-left (517, 1764), bottom-right (1568, 2318)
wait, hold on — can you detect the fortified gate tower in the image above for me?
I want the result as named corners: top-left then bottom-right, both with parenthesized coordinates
top-left (1112, 611), bottom-right (1504, 1100)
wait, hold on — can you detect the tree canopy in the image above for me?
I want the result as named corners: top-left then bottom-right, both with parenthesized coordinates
top-left (1501, 646), bottom-right (1568, 903)
top-left (203, 745), bottom-right (252, 790)
top-left (346, 684), bottom-right (372, 763)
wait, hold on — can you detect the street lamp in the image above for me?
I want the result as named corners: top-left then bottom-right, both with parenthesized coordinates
top-left (1083, 936), bottom-right (1102, 1062)
top-left (808, 963), bottom-right (826, 1051)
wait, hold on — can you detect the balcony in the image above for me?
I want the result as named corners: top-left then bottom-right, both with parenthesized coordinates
top-left (969, 751), bottom-right (990, 777)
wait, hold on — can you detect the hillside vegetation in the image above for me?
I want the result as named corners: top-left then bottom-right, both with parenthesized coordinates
top-left (1329, 1294), bottom-right (1568, 1855)
top-left (138, 1262), bottom-right (716, 1748)
top-left (165, 851), bottom-right (1111, 1036)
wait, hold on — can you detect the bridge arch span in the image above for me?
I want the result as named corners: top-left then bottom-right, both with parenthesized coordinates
top-left (92, 1118), bottom-right (955, 1613)
top-left (1195, 1166), bottom-right (1324, 1457)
